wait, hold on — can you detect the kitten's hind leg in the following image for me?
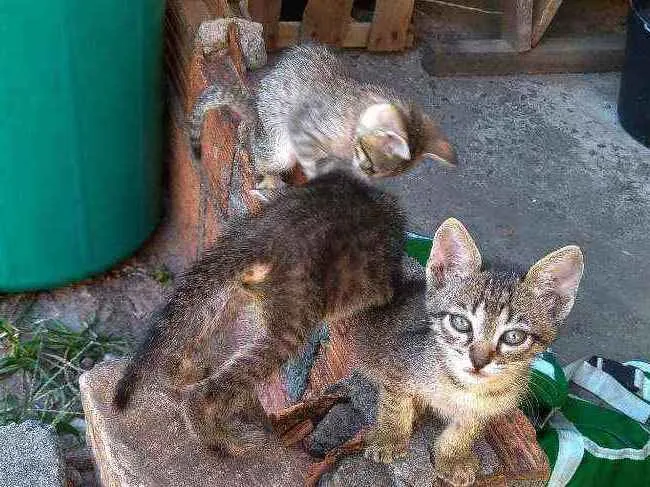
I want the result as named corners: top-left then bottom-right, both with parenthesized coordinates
top-left (179, 340), bottom-right (291, 452)
top-left (182, 386), bottom-right (271, 455)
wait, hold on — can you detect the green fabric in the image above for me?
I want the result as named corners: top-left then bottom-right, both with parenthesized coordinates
top-left (405, 232), bottom-right (432, 266)
top-left (527, 355), bottom-right (650, 487)
top-left (528, 352), bottom-right (569, 414)
top-left (563, 396), bottom-right (650, 449)
top-left (569, 453), bottom-right (649, 487)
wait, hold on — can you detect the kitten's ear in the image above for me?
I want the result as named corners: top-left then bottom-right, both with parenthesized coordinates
top-left (524, 246), bottom-right (584, 321)
top-left (418, 113), bottom-right (457, 166)
top-left (360, 131), bottom-right (411, 160)
top-left (427, 218), bottom-right (482, 289)
top-left (359, 103), bottom-right (407, 134)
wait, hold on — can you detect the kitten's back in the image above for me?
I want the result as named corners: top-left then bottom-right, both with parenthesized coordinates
top-left (256, 44), bottom-right (386, 138)
top-left (222, 169), bottom-right (406, 277)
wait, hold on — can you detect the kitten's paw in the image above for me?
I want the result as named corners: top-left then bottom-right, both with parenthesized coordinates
top-left (249, 188), bottom-right (277, 204)
top-left (433, 452), bottom-right (479, 487)
top-left (364, 434), bottom-right (409, 464)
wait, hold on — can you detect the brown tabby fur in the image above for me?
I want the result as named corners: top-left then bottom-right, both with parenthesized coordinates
top-left (112, 166), bottom-right (405, 455)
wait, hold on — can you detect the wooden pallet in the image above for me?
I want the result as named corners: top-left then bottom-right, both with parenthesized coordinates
top-left (249, 0), bottom-right (415, 51)
top-left (419, 0), bottom-right (626, 75)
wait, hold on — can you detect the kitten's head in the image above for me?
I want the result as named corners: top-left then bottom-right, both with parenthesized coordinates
top-left (353, 103), bottom-right (456, 178)
top-left (425, 218), bottom-right (584, 392)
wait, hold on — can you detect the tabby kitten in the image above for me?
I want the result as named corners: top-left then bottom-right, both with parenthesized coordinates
top-left (354, 218), bottom-right (584, 487)
top-left (113, 166), bottom-right (406, 455)
top-left (190, 43), bottom-right (456, 197)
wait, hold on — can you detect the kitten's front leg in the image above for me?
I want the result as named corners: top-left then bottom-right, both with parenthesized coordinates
top-left (365, 385), bottom-right (415, 463)
top-left (431, 419), bottom-right (482, 487)
top-left (250, 174), bottom-right (289, 203)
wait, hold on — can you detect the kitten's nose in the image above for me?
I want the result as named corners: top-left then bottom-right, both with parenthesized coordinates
top-left (469, 342), bottom-right (494, 371)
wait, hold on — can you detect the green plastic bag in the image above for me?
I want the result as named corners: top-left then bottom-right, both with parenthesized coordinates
top-left (526, 355), bottom-right (650, 487)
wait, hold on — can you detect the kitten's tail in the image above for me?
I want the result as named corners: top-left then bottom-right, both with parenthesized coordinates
top-left (188, 82), bottom-right (256, 161)
top-left (111, 313), bottom-right (170, 411)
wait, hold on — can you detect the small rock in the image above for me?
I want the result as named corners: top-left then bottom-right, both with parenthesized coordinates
top-left (307, 403), bottom-right (366, 457)
top-left (69, 418), bottom-right (87, 435)
top-left (80, 357), bottom-right (95, 370)
top-left (319, 455), bottom-right (395, 487)
top-left (308, 374), bottom-right (379, 457)
top-left (0, 420), bottom-right (65, 487)
top-left (198, 19), bottom-right (267, 70)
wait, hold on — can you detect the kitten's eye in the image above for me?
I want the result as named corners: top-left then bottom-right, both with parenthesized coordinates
top-left (501, 330), bottom-right (528, 346)
top-left (449, 314), bottom-right (472, 333)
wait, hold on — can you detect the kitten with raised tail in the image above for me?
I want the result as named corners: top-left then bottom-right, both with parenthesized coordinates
top-left (189, 43), bottom-right (456, 197)
top-left (353, 218), bottom-right (584, 487)
top-left (112, 164), bottom-right (406, 455)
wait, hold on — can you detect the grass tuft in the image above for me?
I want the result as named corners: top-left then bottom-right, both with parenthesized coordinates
top-left (151, 266), bottom-right (173, 286)
top-left (0, 319), bottom-right (128, 436)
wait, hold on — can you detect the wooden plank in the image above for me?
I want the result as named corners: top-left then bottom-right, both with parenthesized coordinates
top-left (300, 0), bottom-right (354, 46)
top-left (277, 21), bottom-right (371, 49)
top-left (485, 411), bottom-right (550, 481)
top-left (203, 0), bottom-right (228, 17)
top-left (423, 34), bottom-right (624, 76)
top-left (502, 0), bottom-right (533, 52)
top-left (248, 0), bottom-right (282, 49)
top-left (532, 0), bottom-right (564, 47)
top-left (368, 0), bottom-right (415, 51)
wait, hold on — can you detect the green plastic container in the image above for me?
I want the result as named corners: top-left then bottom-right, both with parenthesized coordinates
top-left (0, 1), bottom-right (164, 291)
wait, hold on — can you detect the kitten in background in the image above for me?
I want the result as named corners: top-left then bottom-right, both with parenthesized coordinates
top-left (353, 218), bottom-right (584, 487)
top-left (190, 43), bottom-right (456, 198)
top-left (112, 165), bottom-right (406, 455)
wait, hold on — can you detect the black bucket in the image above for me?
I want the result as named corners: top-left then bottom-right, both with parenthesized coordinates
top-left (618, 0), bottom-right (650, 147)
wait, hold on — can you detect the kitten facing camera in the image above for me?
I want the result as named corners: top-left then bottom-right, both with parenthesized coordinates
top-left (354, 218), bottom-right (584, 487)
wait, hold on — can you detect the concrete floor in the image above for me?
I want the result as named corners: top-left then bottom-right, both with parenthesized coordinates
top-left (345, 50), bottom-right (650, 363)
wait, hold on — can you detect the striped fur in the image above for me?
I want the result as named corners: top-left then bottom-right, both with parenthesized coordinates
top-left (354, 218), bottom-right (583, 486)
top-left (113, 167), bottom-right (406, 454)
top-left (189, 43), bottom-right (456, 197)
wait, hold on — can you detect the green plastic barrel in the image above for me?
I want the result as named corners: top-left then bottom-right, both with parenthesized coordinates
top-left (0, 1), bottom-right (164, 291)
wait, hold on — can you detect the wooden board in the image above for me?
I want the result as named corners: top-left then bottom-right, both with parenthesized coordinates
top-left (203, 0), bottom-right (228, 16)
top-left (248, 0), bottom-right (282, 49)
top-left (165, 0), bottom-right (219, 105)
top-left (532, 0), bottom-right (564, 47)
top-left (501, 0), bottom-right (533, 52)
top-left (300, 0), bottom-right (354, 46)
top-left (484, 412), bottom-right (550, 482)
top-left (277, 20), bottom-right (373, 49)
top-left (423, 34), bottom-right (624, 76)
top-left (368, 0), bottom-right (415, 51)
